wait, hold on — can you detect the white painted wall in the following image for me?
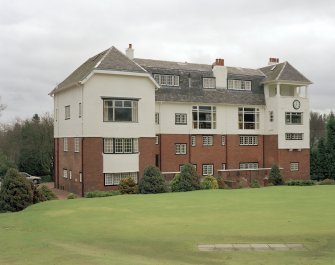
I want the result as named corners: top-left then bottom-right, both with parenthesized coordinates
top-left (103, 154), bottom-right (139, 173)
top-left (212, 65), bottom-right (228, 89)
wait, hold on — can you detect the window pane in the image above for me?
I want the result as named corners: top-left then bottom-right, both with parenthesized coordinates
top-left (115, 108), bottom-right (132, 121)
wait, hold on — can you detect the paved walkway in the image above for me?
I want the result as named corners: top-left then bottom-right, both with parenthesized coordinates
top-left (198, 243), bottom-right (305, 251)
top-left (40, 182), bottom-right (73, 200)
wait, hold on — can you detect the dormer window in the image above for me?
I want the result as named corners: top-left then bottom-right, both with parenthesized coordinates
top-left (203, 78), bottom-right (215, 89)
top-left (153, 74), bottom-right (179, 87)
top-left (228, 79), bottom-right (251, 91)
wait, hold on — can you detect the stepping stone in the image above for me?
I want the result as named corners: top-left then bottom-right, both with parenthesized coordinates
top-left (215, 244), bottom-right (234, 251)
top-left (250, 244), bottom-right (270, 250)
top-left (198, 244), bottom-right (215, 251)
top-left (233, 244), bottom-right (252, 250)
top-left (268, 244), bottom-right (289, 250)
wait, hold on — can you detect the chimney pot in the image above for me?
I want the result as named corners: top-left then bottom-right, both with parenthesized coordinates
top-left (268, 57), bottom-right (279, 65)
top-left (129, 43), bottom-right (132, 48)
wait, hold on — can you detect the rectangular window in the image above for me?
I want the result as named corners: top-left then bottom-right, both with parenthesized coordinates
top-left (155, 112), bottom-right (159, 125)
top-left (175, 113), bottom-right (187, 125)
top-left (240, 162), bottom-right (259, 169)
top-left (175, 144), bottom-right (187, 155)
top-left (228, 79), bottom-right (252, 90)
top-left (239, 107), bottom-right (260, 129)
top-left (103, 138), bottom-right (139, 154)
top-left (285, 112), bottom-right (303, 125)
top-left (202, 164), bottom-right (213, 176)
top-left (55, 108), bottom-right (58, 122)
top-left (192, 106), bottom-right (216, 129)
top-left (155, 135), bottom-right (159, 145)
top-left (63, 138), bottom-right (68, 152)
top-left (222, 163), bottom-right (226, 170)
top-left (104, 172), bottom-right (138, 186)
top-left (269, 111), bottom-right (274, 122)
top-left (74, 138), bottom-right (80, 153)
top-left (221, 135), bottom-right (225, 145)
top-left (191, 135), bottom-right (196, 146)
top-left (285, 133), bottom-right (303, 140)
top-left (69, 170), bottom-right (72, 180)
top-left (63, 169), bottom-right (68, 179)
top-left (65, 105), bottom-right (70, 120)
top-left (290, 162), bottom-right (299, 171)
top-left (240, 135), bottom-right (258, 145)
top-left (202, 135), bottom-right (213, 146)
top-left (79, 172), bottom-right (82, 183)
top-left (153, 74), bottom-right (179, 87)
top-left (203, 78), bottom-right (216, 89)
top-left (79, 103), bottom-right (82, 118)
top-left (103, 99), bottom-right (138, 122)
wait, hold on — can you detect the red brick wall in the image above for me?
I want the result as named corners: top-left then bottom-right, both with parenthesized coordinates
top-left (278, 149), bottom-right (310, 180)
top-left (139, 137), bottom-right (156, 178)
top-left (263, 135), bottom-right (278, 168)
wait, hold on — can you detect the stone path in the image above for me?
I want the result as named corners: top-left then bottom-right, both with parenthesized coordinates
top-left (198, 243), bottom-right (305, 251)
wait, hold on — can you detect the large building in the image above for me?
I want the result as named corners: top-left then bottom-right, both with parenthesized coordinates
top-left (51, 45), bottom-right (311, 195)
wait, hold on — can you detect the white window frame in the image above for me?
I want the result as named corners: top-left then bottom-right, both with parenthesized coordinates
top-left (228, 79), bottom-right (252, 91)
top-left (65, 105), bottom-right (70, 120)
top-left (191, 135), bottom-right (196, 147)
top-left (175, 113), bottom-right (187, 125)
top-left (63, 169), bottom-right (68, 179)
top-left (285, 112), bottom-right (303, 125)
top-left (155, 112), bottom-right (159, 125)
top-left (175, 144), bottom-right (187, 155)
top-left (69, 170), bottom-right (72, 180)
top-left (290, 162), bottom-right (299, 171)
top-left (221, 135), bottom-right (225, 145)
top-left (203, 78), bottom-right (216, 89)
top-left (79, 103), bottom-right (82, 118)
top-left (103, 99), bottom-right (138, 122)
top-left (192, 106), bottom-right (217, 129)
top-left (239, 162), bottom-right (259, 169)
top-left (285, 133), bottom-right (303, 140)
top-left (202, 135), bottom-right (213, 146)
top-left (202, 164), bottom-right (213, 176)
top-left (240, 135), bottom-right (258, 146)
top-left (104, 172), bottom-right (138, 186)
top-left (153, 74), bottom-right (180, 87)
top-left (238, 107), bottom-right (260, 130)
top-left (79, 172), bottom-right (82, 183)
top-left (74, 138), bottom-right (80, 153)
top-left (63, 138), bottom-right (68, 152)
top-left (103, 138), bottom-right (138, 154)
top-left (155, 135), bottom-right (159, 145)
top-left (222, 163), bottom-right (226, 170)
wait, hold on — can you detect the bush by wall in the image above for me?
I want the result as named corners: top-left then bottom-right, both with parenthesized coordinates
top-left (171, 164), bottom-right (200, 192)
top-left (119, 177), bottom-right (138, 194)
top-left (269, 165), bottom-right (284, 185)
top-left (251, 179), bottom-right (261, 188)
top-left (286, 180), bottom-right (316, 186)
top-left (201, 176), bottom-right (219, 189)
top-left (39, 185), bottom-right (57, 200)
top-left (85, 191), bottom-right (121, 198)
top-left (318, 178), bottom-right (335, 185)
top-left (139, 166), bottom-right (166, 194)
top-left (67, 193), bottom-right (77, 199)
top-left (216, 176), bottom-right (226, 189)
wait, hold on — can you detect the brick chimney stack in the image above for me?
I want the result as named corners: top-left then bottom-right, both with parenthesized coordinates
top-left (268, 57), bottom-right (279, 65)
top-left (214, 58), bottom-right (225, 66)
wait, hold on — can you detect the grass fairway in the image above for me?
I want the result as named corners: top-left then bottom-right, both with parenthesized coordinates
top-left (1, 186), bottom-right (335, 265)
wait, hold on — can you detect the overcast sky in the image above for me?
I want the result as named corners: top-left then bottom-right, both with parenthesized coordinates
top-left (1, 0), bottom-right (335, 122)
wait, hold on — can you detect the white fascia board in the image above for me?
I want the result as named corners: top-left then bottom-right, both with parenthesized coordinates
top-left (261, 80), bottom-right (312, 86)
top-left (49, 82), bottom-right (81, 96)
top-left (80, 70), bottom-right (160, 88)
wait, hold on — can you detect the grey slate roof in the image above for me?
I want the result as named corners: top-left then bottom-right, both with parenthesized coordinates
top-left (259, 62), bottom-right (311, 84)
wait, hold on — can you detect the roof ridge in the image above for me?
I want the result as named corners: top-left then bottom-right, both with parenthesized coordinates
top-left (135, 57), bottom-right (211, 66)
top-left (275, 61), bottom-right (287, 81)
top-left (94, 47), bottom-right (113, 68)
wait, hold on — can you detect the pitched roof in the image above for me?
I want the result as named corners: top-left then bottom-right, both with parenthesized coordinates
top-left (259, 62), bottom-right (312, 84)
top-left (156, 88), bottom-right (265, 105)
top-left (51, 47), bottom-right (146, 94)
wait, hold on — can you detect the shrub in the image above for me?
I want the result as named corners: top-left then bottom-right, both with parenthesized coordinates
top-left (85, 190), bottom-right (121, 198)
top-left (119, 177), bottom-right (138, 194)
top-left (201, 176), bottom-right (219, 189)
top-left (139, 165), bottom-right (166, 194)
top-left (67, 193), bottom-right (76, 199)
top-left (171, 164), bottom-right (200, 192)
top-left (318, 178), bottom-right (335, 185)
top-left (269, 165), bottom-right (284, 185)
top-left (40, 175), bottom-right (53, 183)
top-left (39, 185), bottom-right (57, 200)
top-left (0, 168), bottom-right (33, 212)
top-left (286, 180), bottom-right (316, 186)
top-left (237, 177), bottom-right (249, 189)
top-left (216, 176), bottom-right (226, 189)
top-left (251, 179), bottom-right (261, 188)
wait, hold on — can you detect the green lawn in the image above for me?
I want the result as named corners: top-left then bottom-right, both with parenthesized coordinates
top-left (1, 186), bottom-right (335, 265)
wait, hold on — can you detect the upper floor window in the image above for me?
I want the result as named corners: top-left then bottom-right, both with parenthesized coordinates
top-left (65, 105), bottom-right (70, 120)
top-left (175, 144), bottom-right (187, 155)
top-left (285, 133), bottom-right (303, 140)
top-left (175, 113), bottom-right (187, 125)
top-left (228, 79), bottom-right (252, 91)
top-left (285, 112), bottom-right (303, 125)
top-left (203, 78), bottom-right (215, 89)
top-left (238, 107), bottom-right (260, 130)
top-left (103, 138), bottom-right (139, 154)
top-left (79, 103), bottom-right (82, 118)
top-left (103, 99), bottom-right (138, 122)
top-left (74, 138), bottom-right (80, 153)
top-left (240, 135), bottom-right (258, 146)
top-left (63, 138), bottom-right (68, 151)
top-left (240, 162), bottom-right (259, 169)
top-left (153, 74), bottom-right (179, 87)
top-left (191, 135), bottom-right (196, 146)
top-left (192, 106), bottom-right (216, 129)
top-left (202, 135), bottom-right (213, 146)
top-left (155, 112), bottom-right (159, 125)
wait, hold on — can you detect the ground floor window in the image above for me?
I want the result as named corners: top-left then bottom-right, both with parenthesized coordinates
top-left (290, 162), bottom-right (299, 171)
top-left (104, 172), bottom-right (138, 186)
top-left (202, 164), bottom-right (213, 176)
top-left (239, 162), bottom-right (259, 169)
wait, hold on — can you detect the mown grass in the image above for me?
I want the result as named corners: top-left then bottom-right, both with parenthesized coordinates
top-left (0, 186), bottom-right (335, 265)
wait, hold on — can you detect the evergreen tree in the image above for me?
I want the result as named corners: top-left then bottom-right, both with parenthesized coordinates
top-left (268, 165), bottom-right (284, 185)
top-left (316, 137), bottom-right (329, 180)
top-left (326, 113), bottom-right (335, 179)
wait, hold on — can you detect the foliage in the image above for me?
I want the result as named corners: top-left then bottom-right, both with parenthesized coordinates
top-left (139, 165), bottom-right (166, 194)
top-left (216, 176), bottom-right (226, 189)
top-left (269, 165), bottom-right (284, 185)
top-left (251, 179), bottom-right (261, 188)
top-left (286, 179), bottom-right (316, 186)
top-left (0, 168), bottom-right (33, 212)
top-left (201, 176), bottom-right (219, 189)
top-left (310, 111), bottom-right (327, 149)
top-left (85, 190), bottom-right (121, 198)
top-left (0, 151), bottom-right (16, 177)
top-left (119, 177), bottom-right (138, 194)
top-left (40, 175), bottom-right (53, 183)
top-left (171, 164), bottom-right (200, 192)
top-left (67, 193), bottom-right (77, 199)
top-left (39, 185), bottom-right (57, 200)
top-left (318, 178), bottom-right (335, 185)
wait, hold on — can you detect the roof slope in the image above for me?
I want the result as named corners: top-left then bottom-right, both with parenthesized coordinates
top-left (52, 47), bottom-right (146, 94)
top-left (259, 62), bottom-right (311, 84)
